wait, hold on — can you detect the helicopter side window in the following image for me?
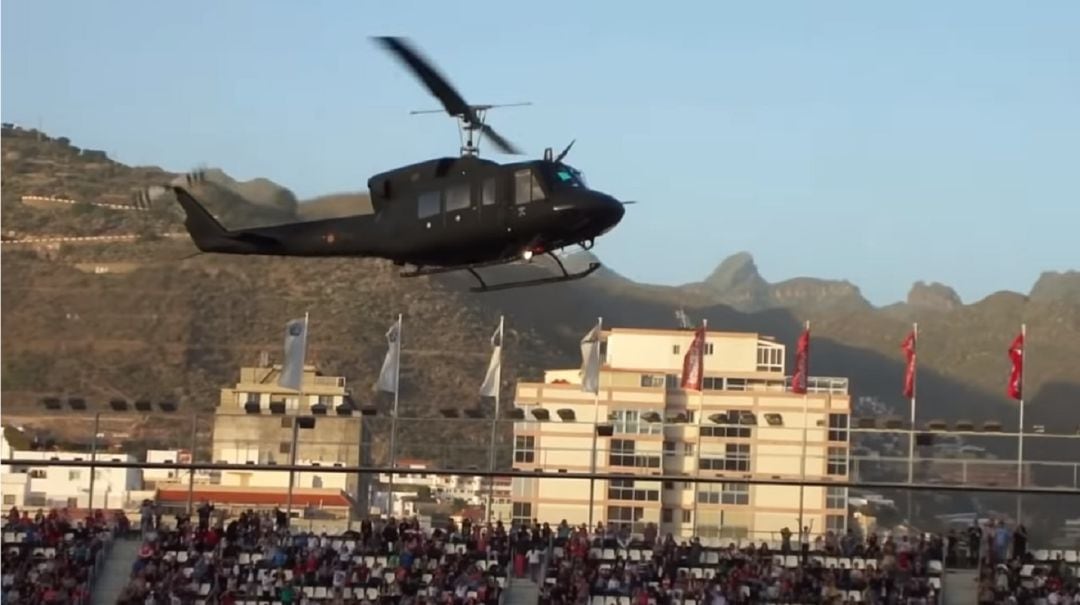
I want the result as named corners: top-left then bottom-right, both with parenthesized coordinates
top-left (417, 191), bottom-right (441, 219)
top-left (515, 169), bottom-right (545, 205)
top-left (445, 183), bottom-right (471, 212)
top-left (481, 178), bottom-right (496, 206)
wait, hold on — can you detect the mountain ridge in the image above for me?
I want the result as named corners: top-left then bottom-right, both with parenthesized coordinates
top-left (2, 126), bottom-right (1078, 447)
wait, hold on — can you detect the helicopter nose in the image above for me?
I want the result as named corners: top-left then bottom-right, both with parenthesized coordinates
top-left (594, 193), bottom-right (625, 231)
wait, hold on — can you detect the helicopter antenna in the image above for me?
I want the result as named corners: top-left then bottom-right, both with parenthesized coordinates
top-left (410, 102), bottom-right (532, 157)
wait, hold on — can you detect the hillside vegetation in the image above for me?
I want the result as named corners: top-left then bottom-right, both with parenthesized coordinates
top-left (3, 126), bottom-right (1079, 465)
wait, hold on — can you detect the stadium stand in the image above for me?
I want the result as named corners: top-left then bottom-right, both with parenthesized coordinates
top-left (2, 506), bottom-right (115, 605)
top-left (116, 509), bottom-right (536, 604)
top-left (104, 509), bottom-right (1080, 605)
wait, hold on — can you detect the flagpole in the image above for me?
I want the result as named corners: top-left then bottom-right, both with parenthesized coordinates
top-left (907, 323), bottom-right (918, 483)
top-left (906, 322), bottom-right (918, 522)
top-left (487, 315), bottom-right (504, 524)
top-left (692, 319), bottom-right (707, 537)
top-left (388, 313), bottom-right (402, 518)
top-left (1017, 323), bottom-right (1026, 521)
top-left (588, 316), bottom-right (603, 531)
top-left (798, 320), bottom-right (809, 545)
top-left (286, 311), bottom-right (309, 525)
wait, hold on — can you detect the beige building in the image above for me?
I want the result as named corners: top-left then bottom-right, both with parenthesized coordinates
top-left (213, 363), bottom-right (364, 499)
top-left (510, 327), bottom-right (851, 541)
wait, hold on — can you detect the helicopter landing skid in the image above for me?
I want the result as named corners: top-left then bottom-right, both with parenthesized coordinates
top-left (399, 252), bottom-right (601, 293)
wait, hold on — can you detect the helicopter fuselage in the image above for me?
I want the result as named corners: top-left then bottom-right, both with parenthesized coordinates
top-left (176, 155), bottom-right (625, 270)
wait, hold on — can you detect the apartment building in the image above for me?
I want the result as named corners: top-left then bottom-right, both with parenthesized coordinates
top-left (510, 327), bottom-right (851, 541)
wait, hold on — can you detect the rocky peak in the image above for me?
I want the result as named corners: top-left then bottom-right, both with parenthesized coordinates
top-left (704, 252), bottom-right (766, 291)
top-left (1029, 271), bottom-right (1080, 304)
top-left (907, 281), bottom-right (962, 311)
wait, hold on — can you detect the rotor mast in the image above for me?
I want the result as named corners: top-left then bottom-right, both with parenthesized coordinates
top-left (410, 102), bottom-right (532, 157)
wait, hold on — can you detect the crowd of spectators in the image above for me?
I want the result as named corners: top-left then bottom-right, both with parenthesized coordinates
top-left (8, 501), bottom-right (1077, 605)
top-left (118, 505), bottom-right (535, 605)
top-left (957, 519), bottom-right (1080, 604)
top-left (2, 506), bottom-right (118, 605)
top-left (539, 521), bottom-right (945, 605)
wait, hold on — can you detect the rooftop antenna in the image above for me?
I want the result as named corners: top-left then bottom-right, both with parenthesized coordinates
top-left (410, 102), bottom-right (532, 157)
top-left (675, 308), bottom-right (693, 329)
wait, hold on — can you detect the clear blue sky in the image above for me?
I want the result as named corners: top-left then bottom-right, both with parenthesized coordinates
top-left (3, 1), bottom-right (1077, 305)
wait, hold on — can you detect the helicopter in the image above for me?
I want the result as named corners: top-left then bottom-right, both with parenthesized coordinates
top-left (150, 36), bottom-right (631, 293)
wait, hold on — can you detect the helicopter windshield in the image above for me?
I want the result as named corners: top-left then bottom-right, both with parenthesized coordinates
top-left (553, 164), bottom-right (587, 188)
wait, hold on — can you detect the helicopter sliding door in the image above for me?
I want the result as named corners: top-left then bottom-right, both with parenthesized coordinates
top-left (475, 176), bottom-right (503, 233)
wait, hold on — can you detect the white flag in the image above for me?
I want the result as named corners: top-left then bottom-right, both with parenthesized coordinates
top-left (580, 321), bottom-right (602, 394)
top-left (376, 320), bottom-right (401, 393)
top-left (479, 320), bottom-right (503, 398)
top-left (278, 317), bottom-right (307, 391)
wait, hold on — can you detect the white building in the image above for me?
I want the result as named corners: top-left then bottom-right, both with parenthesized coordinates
top-left (2, 448), bottom-right (141, 510)
top-left (511, 326), bottom-right (851, 541)
top-left (143, 449), bottom-right (217, 488)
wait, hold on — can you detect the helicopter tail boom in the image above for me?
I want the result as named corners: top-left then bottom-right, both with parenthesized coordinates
top-left (172, 187), bottom-right (280, 253)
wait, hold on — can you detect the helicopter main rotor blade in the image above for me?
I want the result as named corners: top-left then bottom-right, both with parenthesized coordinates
top-left (374, 36), bottom-right (522, 155)
top-left (374, 36), bottom-right (473, 119)
top-left (480, 124), bottom-right (522, 155)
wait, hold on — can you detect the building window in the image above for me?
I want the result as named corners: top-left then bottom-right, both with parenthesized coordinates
top-left (756, 344), bottom-right (784, 372)
top-left (681, 510), bottom-right (692, 523)
top-left (29, 469), bottom-right (46, 479)
top-left (611, 410), bottom-right (662, 435)
top-left (418, 190), bottom-right (441, 218)
top-left (826, 486), bottom-right (847, 509)
top-left (704, 343), bottom-right (714, 355)
top-left (828, 414), bottom-right (849, 442)
top-left (661, 508), bottom-right (672, 523)
top-left (445, 183), bottom-right (471, 212)
top-left (664, 374), bottom-right (680, 390)
top-left (698, 483), bottom-right (750, 505)
top-left (68, 471), bottom-right (81, 481)
top-left (481, 178), bottom-right (496, 206)
top-left (317, 395), bottom-right (334, 407)
top-left (279, 442), bottom-right (291, 455)
top-left (827, 447), bottom-right (848, 476)
top-left (826, 514), bottom-right (846, 533)
top-left (699, 443), bottom-right (751, 472)
top-left (662, 441), bottom-right (676, 456)
top-left (2, 495), bottom-right (14, 506)
top-left (281, 417), bottom-right (293, 428)
top-left (701, 411), bottom-right (752, 439)
top-left (639, 374), bottom-right (665, 388)
top-left (672, 344), bottom-right (681, 355)
top-left (608, 479), bottom-right (659, 502)
top-left (514, 169), bottom-right (544, 204)
top-left (512, 502), bottom-right (532, 525)
top-left (608, 506), bottom-right (645, 533)
top-left (609, 439), bottom-right (661, 469)
top-left (725, 378), bottom-right (746, 391)
top-left (514, 436), bottom-right (535, 464)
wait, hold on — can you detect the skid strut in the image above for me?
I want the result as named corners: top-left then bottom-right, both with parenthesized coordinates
top-left (398, 251), bottom-right (602, 293)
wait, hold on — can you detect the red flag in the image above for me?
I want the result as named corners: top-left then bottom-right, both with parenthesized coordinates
top-left (1007, 332), bottom-right (1024, 400)
top-left (901, 330), bottom-right (917, 399)
top-left (791, 328), bottom-right (809, 394)
top-left (681, 326), bottom-right (706, 390)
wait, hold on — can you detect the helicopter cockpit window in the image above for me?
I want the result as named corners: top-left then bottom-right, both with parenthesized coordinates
top-left (515, 169), bottom-right (545, 205)
top-left (481, 178), bottom-right (496, 206)
top-left (557, 165), bottom-right (583, 186)
top-left (417, 191), bottom-right (441, 219)
top-left (445, 183), bottom-right (471, 212)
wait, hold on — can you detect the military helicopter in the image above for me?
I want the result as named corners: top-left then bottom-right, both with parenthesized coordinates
top-left (154, 36), bottom-right (631, 293)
